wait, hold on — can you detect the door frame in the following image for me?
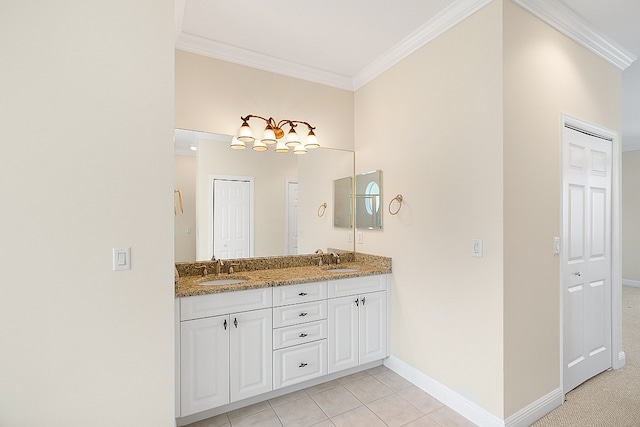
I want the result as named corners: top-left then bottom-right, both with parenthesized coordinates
top-left (560, 114), bottom-right (624, 395)
top-left (208, 174), bottom-right (255, 260)
top-left (284, 179), bottom-right (298, 255)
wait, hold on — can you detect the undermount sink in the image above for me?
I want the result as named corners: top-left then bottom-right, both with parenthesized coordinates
top-left (198, 278), bottom-right (248, 286)
top-left (324, 268), bottom-right (358, 273)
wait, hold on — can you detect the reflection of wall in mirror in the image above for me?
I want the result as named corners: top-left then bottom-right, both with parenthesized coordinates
top-left (333, 176), bottom-right (353, 229)
top-left (298, 149), bottom-right (355, 254)
top-left (174, 154), bottom-right (196, 261)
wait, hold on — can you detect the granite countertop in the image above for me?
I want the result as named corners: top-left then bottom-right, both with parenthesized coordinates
top-left (175, 259), bottom-right (391, 298)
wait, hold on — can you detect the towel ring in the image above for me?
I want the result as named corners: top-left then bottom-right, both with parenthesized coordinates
top-left (388, 194), bottom-right (403, 215)
top-left (317, 202), bottom-right (327, 217)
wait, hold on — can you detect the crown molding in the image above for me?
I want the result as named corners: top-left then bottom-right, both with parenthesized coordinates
top-left (353, 0), bottom-right (494, 90)
top-left (512, 0), bottom-right (637, 70)
top-left (175, 33), bottom-right (355, 91)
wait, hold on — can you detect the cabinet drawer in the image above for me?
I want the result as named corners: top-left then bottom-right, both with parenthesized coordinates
top-left (273, 320), bottom-right (327, 350)
top-left (328, 275), bottom-right (386, 298)
top-left (273, 340), bottom-right (327, 389)
top-left (273, 300), bottom-right (327, 328)
top-left (181, 288), bottom-right (272, 321)
top-left (273, 281), bottom-right (327, 307)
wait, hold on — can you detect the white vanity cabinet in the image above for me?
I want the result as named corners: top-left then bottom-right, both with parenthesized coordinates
top-left (272, 281), bottom-right (328, 390)
top-left (328, 275), bottom-right (388, 373)
top-left (178, 288), bottom-right (272, 417)
top-left (176, 273), bottom-right (390, 422)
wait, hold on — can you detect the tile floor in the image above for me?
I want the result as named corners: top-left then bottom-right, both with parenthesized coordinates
top-left (185, 365), bottom-right (477, 427)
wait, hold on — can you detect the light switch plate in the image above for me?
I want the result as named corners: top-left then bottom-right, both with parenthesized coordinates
top-left (357, 231), bottom-right (364, 244)
top-left (471, 239), bottom-right (483, 258)
top-left (113, 247), bottom-right (131, 271)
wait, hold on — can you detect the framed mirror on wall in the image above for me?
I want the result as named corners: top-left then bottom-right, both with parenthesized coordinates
top-left (355, 170), bottom-right (382, 230)
top-left (174, 129), bottom-right (356, 262)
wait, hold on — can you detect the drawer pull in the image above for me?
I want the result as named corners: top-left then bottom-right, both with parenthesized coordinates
top-left (234, 317), bottom-right (238, 328)
top-left (299, 333), bottom-right (308, 338)
top-left (299, 363), bottom-right (308, 368)
top-left (355, 298), bottom-right (359, 306)
top-left (298, 292), bottom-right (308, 296)
top-left (299, 312), bottom-right (308, 317)
top-left (223, 319), bottom-right (227, 330)
top-left (361, 296), bottom-right (366, 306)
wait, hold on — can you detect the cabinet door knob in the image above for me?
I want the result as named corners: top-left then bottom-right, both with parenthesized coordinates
top-left (299, 333), bottom-right (308, 338)
top-left (299, 363), bottom-right (308, 368)
top-left (223, 319), bottom-right (227, 330)
top-left (355, 298), bottom-right (359, 306)
top-left (361, 297), bottom-right (366, 306)
top-left (299, 292), bottom-right (308, 296)
top-left (299, 312), bottom-right (308, 317)
top-left (234, 318), bottom-right (238, 328)
top-left (574, 272), bottom-right (581, 277)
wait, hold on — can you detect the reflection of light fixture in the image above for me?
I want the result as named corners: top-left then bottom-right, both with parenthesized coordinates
top-left (189, 144), bottom-right (197, 151)
top-left (232, 115), bottom-right (319, 153)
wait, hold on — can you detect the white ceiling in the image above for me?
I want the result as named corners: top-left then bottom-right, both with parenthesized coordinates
top-left (175, 0), bottom-right (640, 149)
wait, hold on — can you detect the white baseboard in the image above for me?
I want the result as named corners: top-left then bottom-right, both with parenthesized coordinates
top-left (504, 388), bottom-right (563, 427)
top-left (622, 279), bottom-right (640, 288)
top-left (384, 356), bottom-right (563, 427)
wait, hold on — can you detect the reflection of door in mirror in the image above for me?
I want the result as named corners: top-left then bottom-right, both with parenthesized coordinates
top-left (355, 170), bottom-right (383, 230)
top-left (211, 177), bottom-right (253, 260)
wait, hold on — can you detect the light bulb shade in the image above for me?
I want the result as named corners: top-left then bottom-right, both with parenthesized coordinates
top-left (262, 125), bottom-right (277, 144)
top-left (237, 122), bottom-right (254, 143)
top-left (293, 144), bottom-right (308, 154)
top-left (252, 139), bottom-right (268, 151)
top-left (305, 130), bottom-right (319, 148)
top-left (230, 137), bottom-right (246, 149)
top-left (275, 141), bottom-right (289, 153)
top-left (285, 128), bottom-right (301, 146)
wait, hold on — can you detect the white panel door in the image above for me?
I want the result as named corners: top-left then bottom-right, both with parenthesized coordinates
top-left (180, 315), bottom-right (229, 416)
top-left (229, 308), bottom-right (272, 402)
top-left (286, 181), bottom-right (298, 255)
top-left (328, 296), bottom-right (359, 373)
top-left (359, 291), bottom-right (387, 365)
top-left (213, 179), bottom-right (251, 259)
top-left (563, 126), bottom-right (612, 393)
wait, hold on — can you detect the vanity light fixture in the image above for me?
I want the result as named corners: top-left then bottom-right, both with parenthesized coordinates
top-left (231, 115), bottom-right (319, 154)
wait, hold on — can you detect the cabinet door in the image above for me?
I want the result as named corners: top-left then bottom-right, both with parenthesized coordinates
top-left (358, 291), bottom-right (387, 365)
top-left (180, 315), bottom-right (229, 416)
top-left (230, 308), bottom-right (273, 402)
top-left (328, 296), bottom-right (359, 373)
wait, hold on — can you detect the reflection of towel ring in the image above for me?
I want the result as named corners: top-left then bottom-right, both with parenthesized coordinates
top-left (174, 189), bottom-right (184, 215)
top-left (317, 202), bottom-right (327, 217)
top-left (388, 194), bottom-right (403, 215)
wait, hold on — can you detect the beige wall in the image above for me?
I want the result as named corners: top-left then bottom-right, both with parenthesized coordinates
top-left (623, 150), bottom-right (640, 281)
top-left (175, 51), bottom-right (354, 151)
top-left (175, 154), bottom-right (197, 262)
top-left (355, 2), bottom-right (505, 417)
top-left (0, 1), bottom-right (175, 426)
top-left (503, 0), bottom-right (621, 417)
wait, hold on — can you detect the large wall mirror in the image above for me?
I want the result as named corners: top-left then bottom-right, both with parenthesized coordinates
top-left (174, 129), bottom-right (355, 262)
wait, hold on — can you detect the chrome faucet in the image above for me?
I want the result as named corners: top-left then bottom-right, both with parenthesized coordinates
top-left (194, 265), bottom-right (208, 277)
top-left (312, 256), bottom-right (323, 267)
top-left (315, 249), bottom-right (324, 254)
top-left (330, 252), bottom-right (340, 264)
top-left (227, 262), bottom-right (240, 274)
